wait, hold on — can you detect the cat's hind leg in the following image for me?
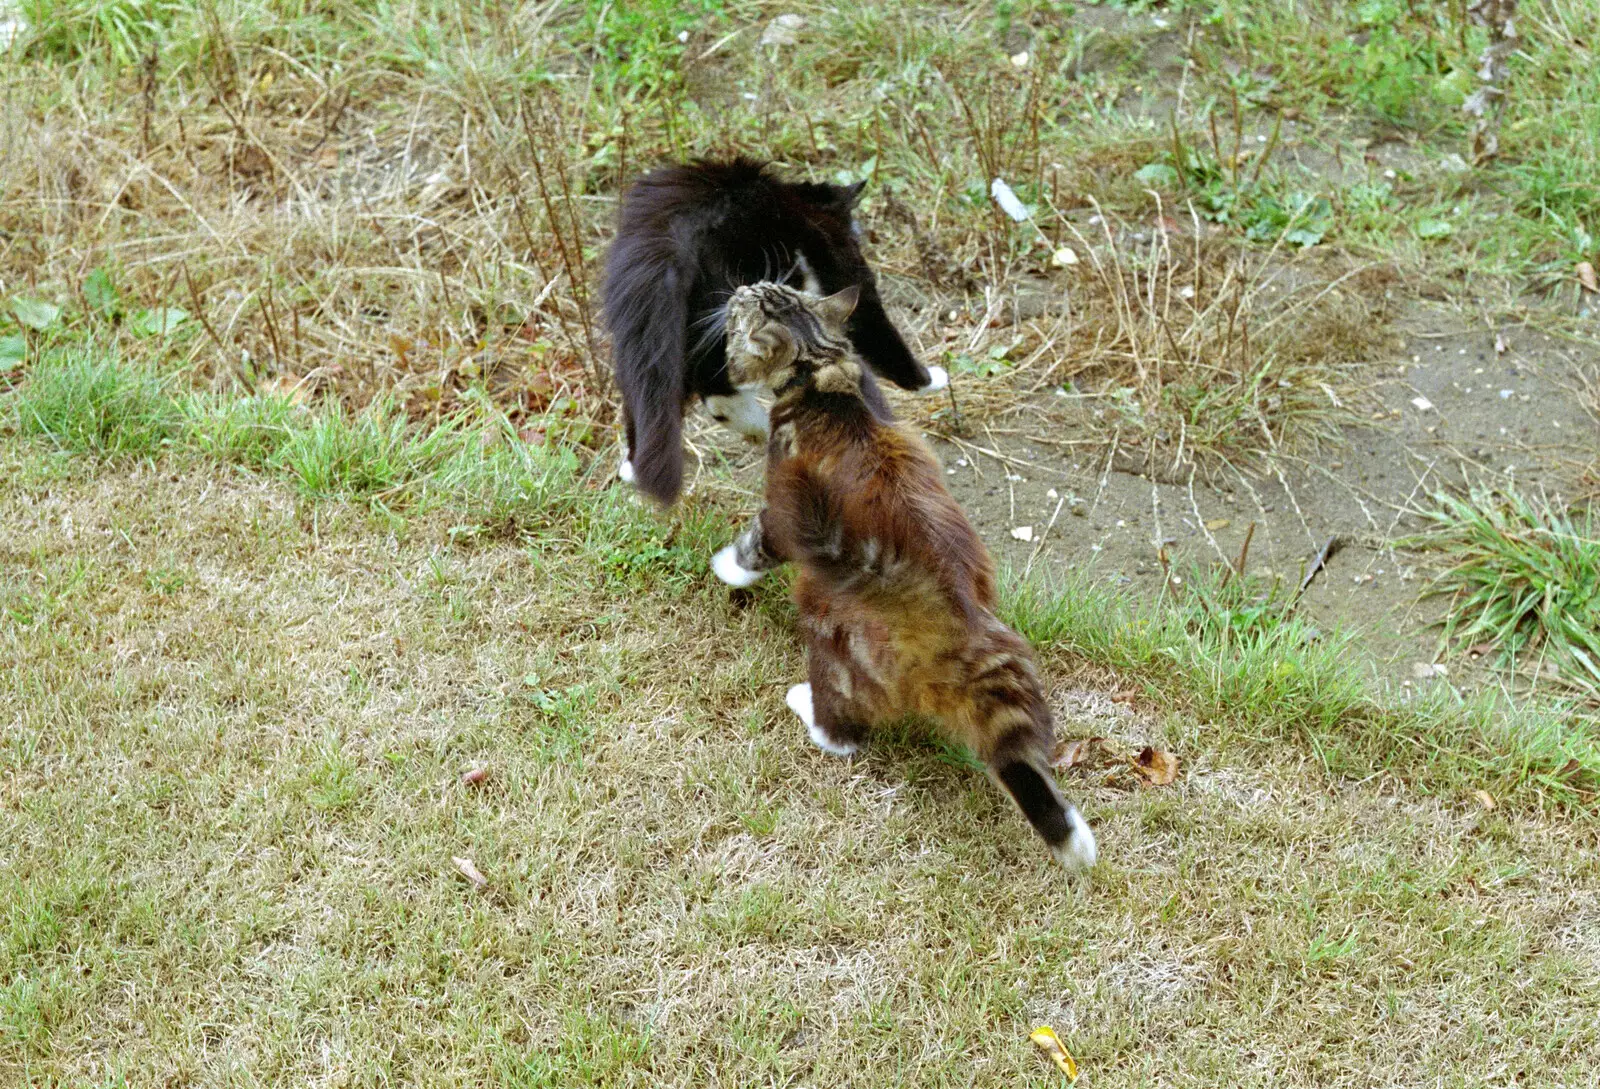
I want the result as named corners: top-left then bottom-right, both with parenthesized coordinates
top-left (788, 646), bottom-right (872, 757)
top-left (785, 683), bottom-right (865, 757)
top-left (703, 389), bottom-right (769, 442)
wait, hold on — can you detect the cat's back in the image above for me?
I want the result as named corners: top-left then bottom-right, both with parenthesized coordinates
top-left (809, 406), bottom-right (997, 612)
top-left (615, 157), bottom-right (786, 242)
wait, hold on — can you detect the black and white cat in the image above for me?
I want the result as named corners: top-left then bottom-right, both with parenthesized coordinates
top-left (601, 157), bottom-right (947, 505)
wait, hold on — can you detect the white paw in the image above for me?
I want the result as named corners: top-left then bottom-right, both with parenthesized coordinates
top-left (712, 544), bottom-right (764, 588)
top-left (808, 721), bottom-right (859, 757)
top-left (786, 682), bottom-right (859, 757)
top-left (918, 365), bottom-right (949, 393)
top-left (705, 391), bottom-right (770, 441)
top-left (617, 457), bottom-right (635, 484)
top-left (1052, 806), bottom-right (1098, 871)
top-left (785, 682), bottom-right (814, 727)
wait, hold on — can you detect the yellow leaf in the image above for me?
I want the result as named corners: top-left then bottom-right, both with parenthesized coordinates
top-left (1205, 518), bottom-right (1230, 531)
top-left (1029, 1025), bottom-right (1080, 1082)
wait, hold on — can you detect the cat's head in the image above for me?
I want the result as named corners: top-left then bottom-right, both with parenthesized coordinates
top-left (723, 282), bottom-right (860, 392)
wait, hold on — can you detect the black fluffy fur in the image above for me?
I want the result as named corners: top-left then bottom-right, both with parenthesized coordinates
top-left (602, 157), bottom-right (933, 505)
top-left (996, 759), bottom-right (1075, 854)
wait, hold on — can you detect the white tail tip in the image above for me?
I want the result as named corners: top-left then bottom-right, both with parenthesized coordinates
top-left (1052, 806), bottom-right (1098, 871)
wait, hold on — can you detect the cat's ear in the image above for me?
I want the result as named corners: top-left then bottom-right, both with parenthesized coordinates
top-left (833, 179), bottom-right (867, 209)
top-left (815, 285), bottom-right (860, 330)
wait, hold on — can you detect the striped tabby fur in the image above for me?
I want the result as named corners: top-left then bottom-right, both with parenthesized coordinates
top-left (713, 282), bottom-right (1097, 871)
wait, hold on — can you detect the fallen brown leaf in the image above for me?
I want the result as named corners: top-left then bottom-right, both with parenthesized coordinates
top-left (1110, 688), bottom-right (1139, 705)
top-left (1472, 789), bottom-right (1496, 811)
top-left (1132, 746), bottom-right (1180, 786)
top-left (459, 767), bottom-right (489, 786)
top-left (1204, 518), bottom-right (1230, 531)
top-left (1050, 738), bottom-right (1094, 769)
top-left (452, 856), bottom-right (488, 889)
top-left (1578, 261), bottom-right (1599, 294)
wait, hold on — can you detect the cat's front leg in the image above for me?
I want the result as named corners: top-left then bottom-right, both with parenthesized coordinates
top-left (844, 290), bottom-right (947, 393)
top-left (711, 511), bottom-right (782, 588)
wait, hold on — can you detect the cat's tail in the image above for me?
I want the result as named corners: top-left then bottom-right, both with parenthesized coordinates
top-left (972, 648), bottom-right (1098, 872)
top-left (603, 251), bottom-right (689, 505)
top-left (992, 749), bottom-right (1098, 872)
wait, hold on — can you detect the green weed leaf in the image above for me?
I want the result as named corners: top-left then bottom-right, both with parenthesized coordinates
top-left (83, 267), bottom-right (120, 318)
top-left (12, 297), bottom-right (61, 331)
top-left (1134, 163), bottom-right (1179, 188)
top-left (0, 333), bottom-right (25, 371)
top-left (129, 307), bottom-right (190, 337)
top-left (1416, 219), bottom-right (1454, 240)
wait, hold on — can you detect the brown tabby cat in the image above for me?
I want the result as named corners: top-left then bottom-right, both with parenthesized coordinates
top-left (711, 282), bottom-right (1097, 871)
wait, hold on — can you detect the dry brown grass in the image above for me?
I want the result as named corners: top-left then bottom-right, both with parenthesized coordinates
top-left (3, 435), bottom-right (1599, 1086)
top-left (0, 0), bottom-right (1400, 477)
top-left (883, 207), bottom-right (1396, 483)
top-left (1, 1), bottom-right (613, 427)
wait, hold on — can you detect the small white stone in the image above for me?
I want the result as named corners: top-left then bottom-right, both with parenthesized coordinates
top-left (760, 13), bottom-right (804, 46)
top-left (1051, 246), bottom-right (1079, 268)
top-left (1410, 396), bottom-right (1434, 411)
top-left (1011, 526), bottom-right (1035, 542)
top-left (1009, 51), bottom-right (1030, 68)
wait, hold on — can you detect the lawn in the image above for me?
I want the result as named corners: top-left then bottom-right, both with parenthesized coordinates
top-left (3, 0), bottom-right (1600, 1085)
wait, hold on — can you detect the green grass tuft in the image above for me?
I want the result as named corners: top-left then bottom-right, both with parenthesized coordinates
top-left (184, 391), bottom-right (305, 469)
top-left (12, 353), bottom-right (182, 456)
top-left (273, 399), bottom-right (459, 502)
top-left (1407, 486), bottom-right (1600, 700)
top-left (1005, 570), bottom-right (1600, 806)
